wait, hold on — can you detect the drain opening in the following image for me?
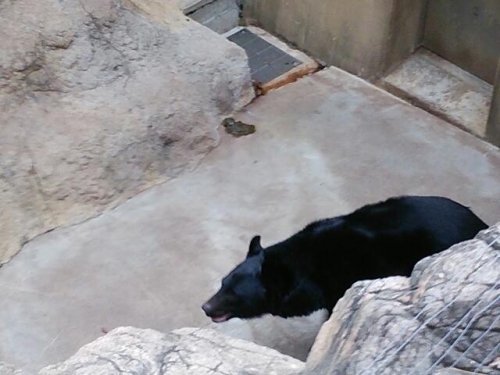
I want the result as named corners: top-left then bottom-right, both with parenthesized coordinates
top-left (226, 26), bottom-right (319, 94)
top-left (227, 28), bottom-right (301, 84)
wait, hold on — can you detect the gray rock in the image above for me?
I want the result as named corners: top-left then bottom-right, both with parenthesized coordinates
top-left (0, 362), bottom-right (23, 375)
top-left (436, 368), bottom-right (483, 375)
top-left (39, 327), bottom-right (305, 374)
top-left (305, 223), bottom-right (500, 375)
top-left (0, 0), bottom-right (253, 264)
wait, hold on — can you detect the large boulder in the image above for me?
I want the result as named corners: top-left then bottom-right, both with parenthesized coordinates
top-left (305, 223), bottom-right (500, 375)
top-left (39, 327), bottom-right (305, 374)
top-left (0, 0), bottom-right (253, 264)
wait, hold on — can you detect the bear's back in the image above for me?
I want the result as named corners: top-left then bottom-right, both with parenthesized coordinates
top-left (292, 196), bottom-right (487, 309)
top-left (343, 196), bottom-right (487, 248)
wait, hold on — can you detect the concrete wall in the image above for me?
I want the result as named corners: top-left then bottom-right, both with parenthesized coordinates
top-left (486, 61), bottom-right (500, 146)
top-left (243, 0), bottom-right (427, 80)
top-left (423, 0), bottom-right (500, 84)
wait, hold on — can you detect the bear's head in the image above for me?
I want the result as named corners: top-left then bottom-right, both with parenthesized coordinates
top-left (202, 235), bottom-right (327, 322)
top-left (202, 236), bottom-right (268, 323)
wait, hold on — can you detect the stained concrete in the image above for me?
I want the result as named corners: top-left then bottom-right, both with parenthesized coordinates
top-left (380, 49), bottom-right (493, 137)
top-left (1, 67), bottom-right (500, 371)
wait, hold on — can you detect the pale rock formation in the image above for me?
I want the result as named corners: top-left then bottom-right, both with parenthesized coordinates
top-left (305, 224), bottom-right (500, 375)
top-left (0, 0), bottom-right (253, 263)
top-left (39, 327), bottom-right (305, 374)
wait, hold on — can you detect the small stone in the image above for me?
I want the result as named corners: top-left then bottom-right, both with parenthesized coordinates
top-left (222, 117), bottom-right (256, 137)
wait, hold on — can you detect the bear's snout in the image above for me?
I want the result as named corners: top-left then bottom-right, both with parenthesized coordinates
top-left (201, 293), bottom-right (234, 323)
top-left (201, 301), bottom-right (214, 315)
top-left (201, 293), bottom-right (224, 316)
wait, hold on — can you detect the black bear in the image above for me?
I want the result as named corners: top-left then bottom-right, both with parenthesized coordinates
top-left (202, 196), bottom-right (487, 323)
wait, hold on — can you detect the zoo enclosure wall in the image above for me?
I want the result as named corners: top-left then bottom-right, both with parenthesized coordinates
top-left (242, 0), bottom-right (500, 146)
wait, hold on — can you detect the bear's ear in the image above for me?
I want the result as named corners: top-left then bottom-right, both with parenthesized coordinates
top-left (247, 235), bottom-right (263, 258)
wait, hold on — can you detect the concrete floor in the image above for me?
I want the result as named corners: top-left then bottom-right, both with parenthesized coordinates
top-left (1, 67), bottom-right (500, 371)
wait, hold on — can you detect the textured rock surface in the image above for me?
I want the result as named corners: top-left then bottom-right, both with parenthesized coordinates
top-left (0, 0), bottom-right (253, 264)
top-left (0, 362), bottom-right (22, 375)
top-left (306, 223), bottom-right (500, 375)
top-left (436, 368), bottom-right (481, 375)
top-left (39, 327), bottom-right (305, 374)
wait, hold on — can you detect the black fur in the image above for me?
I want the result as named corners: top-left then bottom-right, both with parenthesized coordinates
top-left (202, 196), bottom-right (487, 322)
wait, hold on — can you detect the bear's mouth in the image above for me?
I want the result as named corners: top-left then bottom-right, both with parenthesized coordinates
top-left (210, 312), bottom-right (232, 323)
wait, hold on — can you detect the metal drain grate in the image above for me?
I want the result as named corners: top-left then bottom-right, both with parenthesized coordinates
top-left (228, 28), bottom-right (301, 84)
